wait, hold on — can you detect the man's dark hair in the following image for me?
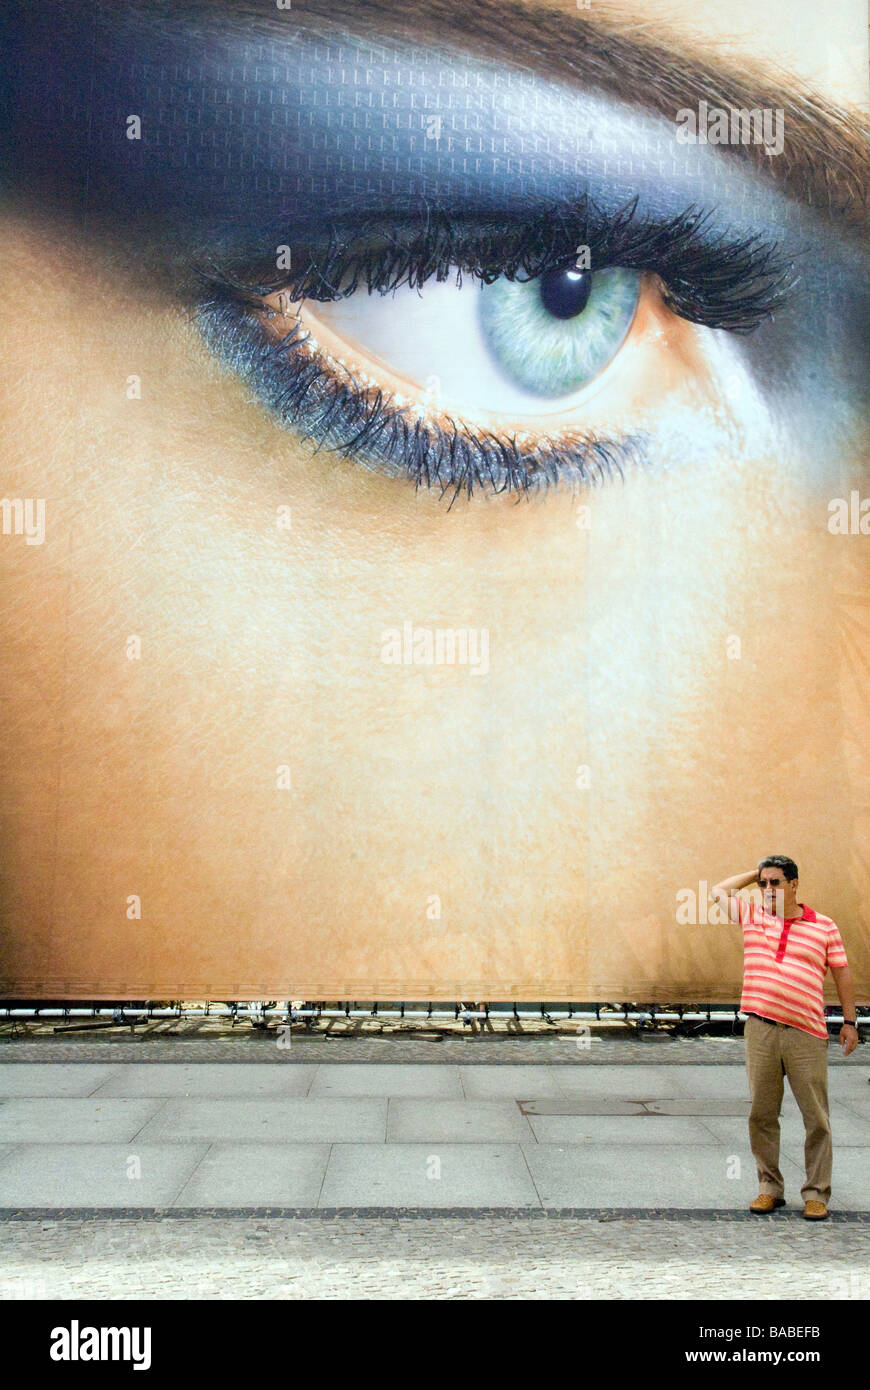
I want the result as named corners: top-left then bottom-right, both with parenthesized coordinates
top-left (758, 854), bottom-right (799, 882)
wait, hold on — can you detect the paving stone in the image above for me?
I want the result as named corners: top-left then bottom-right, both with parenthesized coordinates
top-left (0, 1144), bottom-right (206, 1207)
top-left (520, 1098), bottom-right (646, 1115)
top-left (0, 1098), bottom-right (161, 1143)
top-left (135, 1098), bottom-right (387, 1144)
top-left (386, 1100), bottom-right (534, 1142)
top-left (309, 1065), bottom-right (463, 1098)
top-left (828, 1071), bottom-right (870, 1095)
top-left (698, 1104), bottom-right (870, 1149)
top-left (171, 1144), bottom-right (329, 1207)
top-left (521, 1142), bottom-right (806, 1209)
top-left (833, 1096), bottom-right (870, 1121)
top-left (526, 1115), bottom-right (720, 1145)
top-left (643, 1098), bottom-right (753, 1116)
top-left (319, 1144), bottom-right (539, 1208)
top-left (553, 1064), bottom-right (702, 1097)
top-left (459, 1065), bottom-right (568, 1098)
top-left (0, 1064), bottom-right (122, 1096)
top-left (93, 1064), bottom-right (318, 1098)
top-left (0, 1042), bottom-right (865, 1224)
top-left (600, 1066), bottom-right (756, 1099)
top-left (777, 1145), bottom-right (870, 1209)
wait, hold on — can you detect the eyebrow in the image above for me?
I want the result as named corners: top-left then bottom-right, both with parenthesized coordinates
top-left (3, 0), bottom-right (867, 253)
top-left (158, 0), bottom-right (869, 223)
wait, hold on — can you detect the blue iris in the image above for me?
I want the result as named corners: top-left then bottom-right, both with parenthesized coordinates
top-left (478, 266), bottom-right (641, 398)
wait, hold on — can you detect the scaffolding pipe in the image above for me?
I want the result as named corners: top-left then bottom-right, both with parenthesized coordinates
top-left (0, 1005), bottom-right (861, 1026)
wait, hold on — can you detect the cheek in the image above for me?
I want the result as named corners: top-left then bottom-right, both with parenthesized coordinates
top-left (1, 221), bottom-right (868, 996)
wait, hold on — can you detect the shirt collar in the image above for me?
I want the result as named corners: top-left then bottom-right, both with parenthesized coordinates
top-left (760, 901), bottom-right (815, 923)
top-left (786, 903), bottom-right (815, 922)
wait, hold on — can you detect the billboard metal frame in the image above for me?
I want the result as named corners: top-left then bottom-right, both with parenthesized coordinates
top-left (1, 1003), bottom-right (862, 1030)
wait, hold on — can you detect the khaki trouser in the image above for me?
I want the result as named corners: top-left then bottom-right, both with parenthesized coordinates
top-left (744, 1014), bottom-right (832, 1204)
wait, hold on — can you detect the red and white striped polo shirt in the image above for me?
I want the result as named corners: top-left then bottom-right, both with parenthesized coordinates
top-left (734, 897), bottom-right (849, 1039)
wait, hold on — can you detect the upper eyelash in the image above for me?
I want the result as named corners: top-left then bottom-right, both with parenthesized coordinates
top-left (194, 197), bottom-right (798, 334)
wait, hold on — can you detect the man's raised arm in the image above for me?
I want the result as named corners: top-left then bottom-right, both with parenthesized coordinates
top-left (711, 869), bottom-right (758, 913)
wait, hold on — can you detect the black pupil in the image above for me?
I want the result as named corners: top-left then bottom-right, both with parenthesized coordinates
top-left (539, 267), bottom-right (592, 320)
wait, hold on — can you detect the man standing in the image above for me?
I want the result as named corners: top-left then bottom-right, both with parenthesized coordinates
top-left (712, 856), bottom-right (858, 1220)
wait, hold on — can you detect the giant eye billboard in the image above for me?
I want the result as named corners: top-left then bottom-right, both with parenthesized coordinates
top-left (0, 0), bottom-right (868, 1004)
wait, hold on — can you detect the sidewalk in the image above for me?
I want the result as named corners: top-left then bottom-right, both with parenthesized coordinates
top-left (0, 1053), bottom-right (867, 1213)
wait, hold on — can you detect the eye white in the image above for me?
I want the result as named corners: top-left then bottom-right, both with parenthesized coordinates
top-left (307, 271), bottom-right (637, 420)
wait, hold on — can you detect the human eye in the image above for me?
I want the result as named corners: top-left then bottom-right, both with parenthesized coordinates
top-left (298, 264), bottom-right (643, 415)
top-left (4, 0), bottom-right (865, 507)
top-left (194, 203), bottom-right (793, 502)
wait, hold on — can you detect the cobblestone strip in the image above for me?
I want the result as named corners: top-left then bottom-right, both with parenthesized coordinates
top-left (0, 1031), bottom-right (838, 1065)
top-left (2, 1215), bottom-right (868, 1300)
top-left (2, 1207), bottom-right (870, 1221)
top-left (0, 1034), bottom-right (863, 1065)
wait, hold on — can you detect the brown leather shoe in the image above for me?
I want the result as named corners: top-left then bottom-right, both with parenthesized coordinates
top-left (750, 1194), bottom-right (785, 1213)
top-left (803, 1200), bottom-right (828, 1220)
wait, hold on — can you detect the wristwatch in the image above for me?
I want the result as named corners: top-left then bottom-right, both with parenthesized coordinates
top-left (842, 1019), bottom-right (857, 1027)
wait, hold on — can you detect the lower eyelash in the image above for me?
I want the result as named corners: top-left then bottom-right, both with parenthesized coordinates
top-left (195, 296), bottom-right (649, 502)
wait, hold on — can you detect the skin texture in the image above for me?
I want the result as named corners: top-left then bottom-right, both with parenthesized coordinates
top-left (0, 0), bottom-right (868, 1001)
